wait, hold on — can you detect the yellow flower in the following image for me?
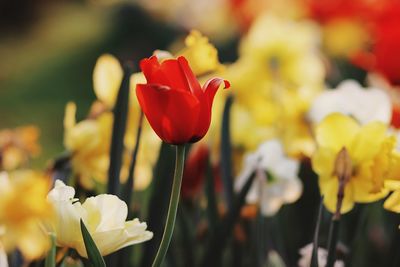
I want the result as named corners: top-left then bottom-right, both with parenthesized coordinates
top-left (0, 126), bottom-right (41, 170)
top-left (177, 30), bottom-right (224, 76)
top-left (64, 104), bottom-right (112, 189)
top-left (92, 54), bottom-right (123, 109)
top-left (47, 180), bottom-right (153, 257)
top-left (312, 113), bottom-right (397, 214)
top-left (382, 157), bottom-right (400, 212)
top-left (0, 171), bottom-right (54, 260)
top-left (207, 13), bottom-right (324, 159)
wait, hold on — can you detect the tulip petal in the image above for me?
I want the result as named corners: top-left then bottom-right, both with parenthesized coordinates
top-left (140, 56), bottom-right (197, 93)
top-left (202, 78), bottom-right (230, 105)
top-left (194, 78), bottom-right (230, 138)
top-left (136, 84), bottom-right (201, 144)
top-left (177, 56), bottom-right (202, 96)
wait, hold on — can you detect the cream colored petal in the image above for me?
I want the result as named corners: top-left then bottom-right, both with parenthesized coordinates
top-left (82, 194), bottom-right (128, 231)
top-left (309, 80), bottom-right (392, 125)
top-left (47, 180), bottom-right (76, 202)
top-left (47, 180), bottom-right (84, 249)
top-left (86, 219), bottom-right (152, 257)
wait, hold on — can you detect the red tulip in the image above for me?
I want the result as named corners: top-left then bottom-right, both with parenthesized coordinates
top-left (136, 56), bottom-right (230, 145)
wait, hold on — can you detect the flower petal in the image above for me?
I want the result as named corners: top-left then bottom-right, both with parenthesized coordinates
top-left (177, 56), bottom-right (202, 96)
top-left (140, 56), bottom-right (197, 93)
top-left (194, 78), bottom-right (230, 138)
top-left (315, 113), bottom-right (359, 152)
top-left (136, 84), bottom-right (201, 144)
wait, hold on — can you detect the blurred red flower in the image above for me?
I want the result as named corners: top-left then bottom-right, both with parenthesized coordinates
top-left (181, 143), bottom-right (223, 199)
top-left (136, 56), bottom-right (230, 145)
top-left (345, 1), bottom-right (400, 86)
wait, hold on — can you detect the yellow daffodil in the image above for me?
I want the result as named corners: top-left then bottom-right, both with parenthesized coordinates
top-left (312, 113), bottom-right (398, 214)
top-left (0, 126), bottom-right (41, 170)
top-left (64, 104), bottom-right (112, 189)
top-left (0, 171), bottom-right (54, 260)
top-left (382, 160), bottom-right (400, 213)
top-left (177, 30), bottom-right (224, 76)
top-left (208, 13), bottom-right (324, 160)
top-left (47, 180), bottom-right (153, 257)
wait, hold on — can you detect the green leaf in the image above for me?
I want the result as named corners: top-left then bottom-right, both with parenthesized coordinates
top-left (220, 94), bottom-right (235, 212)
top-left (200, 171), bottom-right (256, 267)
top-left (205, 156), bottom-right (219, 232)
top-left (310, 196), bottom-right (324, 267)
top-left (107, 63), bottom-right (132, 195)
top-left (80, 219), bottom-right (106, 267)
top-left (45, 233), bottom-right (56, 267)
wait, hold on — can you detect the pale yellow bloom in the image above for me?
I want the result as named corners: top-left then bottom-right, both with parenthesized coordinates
top-left (312, 113), bottom-right (398, 214)
top-left (0, 126), bottom-right (41, 170)
top-left (0, 171), bottom-right (54, 260)
top-left (93, 54), bottom-right (123, 108)
top-left (47, 180), bottom-right (153, 257)
top-left (64, 104), bottom-right (112, 189)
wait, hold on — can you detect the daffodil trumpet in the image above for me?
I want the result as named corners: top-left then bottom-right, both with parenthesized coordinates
top-left (151, 145), bottom-right (186, 267)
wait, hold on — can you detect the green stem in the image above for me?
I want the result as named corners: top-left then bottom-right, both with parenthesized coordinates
top-left (151, 145), bottom-right (186, 267)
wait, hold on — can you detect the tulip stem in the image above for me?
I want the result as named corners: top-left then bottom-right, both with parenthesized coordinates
top-left (151, 145), bottom-right (186, 267)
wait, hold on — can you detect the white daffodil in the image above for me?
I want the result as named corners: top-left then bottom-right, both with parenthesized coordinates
top-left (308, 80), bottom-right (392, 125)
top-left (298, 243), bottom-right (344, 267)
top-left (47, 180), bottom-right (153, 257)
top-left (234, 139), bottom-right (302, 216)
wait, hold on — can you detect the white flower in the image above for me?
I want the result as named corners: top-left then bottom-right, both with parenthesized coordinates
top-left (234, 139), bottom-right (302, 216)
top-left (47, 180), bottom-right (153, 257)
top-left (308, 80), bottom-right (392, 125)
top-left (298, 243), bottom-right (345, 267)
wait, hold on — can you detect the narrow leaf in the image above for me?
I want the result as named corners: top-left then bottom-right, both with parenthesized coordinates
top-left (45, 233), bottom-right (56, 267)
top-left (310, 196), bottom-right (324, 267)
top-left (220, 94), bottom-right (235, 212)
top-left (205, 156), bottom-right (218, 231)
top-left (80, 219), bottom-right (106, 267)
top-left (107, 63), bottom-right (132, 195)
top-left (200, 171), bottom-right (256, 267)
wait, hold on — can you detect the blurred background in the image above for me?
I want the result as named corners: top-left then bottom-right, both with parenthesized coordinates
top-left (0, 0), bottom-right (237, 165)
